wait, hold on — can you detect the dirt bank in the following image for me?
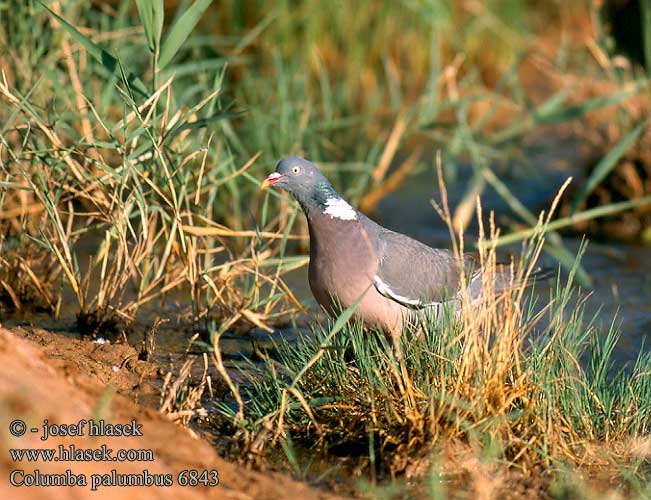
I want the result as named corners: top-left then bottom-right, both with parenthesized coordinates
top-left (0, 326), bottom-right (342, 500)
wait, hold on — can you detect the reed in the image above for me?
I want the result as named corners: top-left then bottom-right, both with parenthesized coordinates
top-left (217, 173), bottom-right (651, 490)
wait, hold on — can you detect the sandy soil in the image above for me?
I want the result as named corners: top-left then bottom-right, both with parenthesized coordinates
top-left (0, 325), bottom-right (631, 500)
top-left (0, 326), bottom-right (343, 500)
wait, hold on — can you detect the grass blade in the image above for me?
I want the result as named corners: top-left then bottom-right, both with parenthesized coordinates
top-left (490, 84), bottom-right (640, 144)
top-left (135, 0), bottom-right (154, 52)
top-left (158, 0), bottom-right (214, 70)
top-left (539, 86), bottom-right (638, 124)
top-left (165, 110), bottom-right (242, 139)
top-left (484, 196), bottom-right (651, 248)
top-left (570, 119), bottom-right (648, 214)
top-left (642, 0), bottom-right (651, 78)
top-left (135, 0), bottom-right (164, 54)
top-left (289, 288), bottom-right (368, 389)
top-left (41, 3), bottom-right (149, 97)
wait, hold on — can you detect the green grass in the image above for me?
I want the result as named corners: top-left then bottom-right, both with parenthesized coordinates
top-left (217, 242), bottom-right (651, 492)
top-left (0, 1), bottom-right (307, 331)
top-left (0, 2), bottom-right (650, 496)
top-left (0, 1), bottom-right (648, 324)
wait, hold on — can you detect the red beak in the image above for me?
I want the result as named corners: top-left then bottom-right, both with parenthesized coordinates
top-left (260, 172), bottom-right (285, 190)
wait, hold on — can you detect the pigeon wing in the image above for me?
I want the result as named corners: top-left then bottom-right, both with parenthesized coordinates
top-left (373, 229), bottom-right (468, 309)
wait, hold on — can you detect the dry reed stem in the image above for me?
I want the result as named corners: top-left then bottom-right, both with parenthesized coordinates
top-left (359, 146), bottom-right (423, 212)
top-left (160, 356), bottom-right (209, 426)
top-left (212, 331), bottom-right (244, 423)
top-left (430, 151), bottom-right (581, 459)
top-left (371, 110), bottom-right (408, 184)
top-left (51, 2), bottom-right (98, 163)
top-left (0, 74), bottom-right (94, 199)
top-left (452, 173), bottom-right (485, 234)
top-left (181, 223), bottom-right (308, 240)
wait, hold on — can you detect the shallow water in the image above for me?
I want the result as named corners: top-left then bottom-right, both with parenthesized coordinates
top-left (2, 147), bottom-right (650, 498)
top-left (279, 154), bottom-right (651, 365)
top-left (3, 146), bottom-right (650, 367)
top-left (379, 161), bottom-right (651, 365)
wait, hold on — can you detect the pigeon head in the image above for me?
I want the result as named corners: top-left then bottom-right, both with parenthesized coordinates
top-left (260, 157), bottom-right (328, 194)
top-left (261, 157), bottom-right (358, 220)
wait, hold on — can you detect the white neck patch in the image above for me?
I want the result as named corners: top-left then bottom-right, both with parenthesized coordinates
top-left (323, 197), bottom-right (357, 221)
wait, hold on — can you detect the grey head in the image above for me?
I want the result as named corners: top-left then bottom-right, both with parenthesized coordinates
top-left (261, 157), bottom-right (358, 220)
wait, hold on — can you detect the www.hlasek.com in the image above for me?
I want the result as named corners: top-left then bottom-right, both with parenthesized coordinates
top-left (8, 418), bottom-right (219, 490)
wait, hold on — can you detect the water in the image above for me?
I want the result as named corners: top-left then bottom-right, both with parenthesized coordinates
top-left (3, 147), bottom-right (650, 367)
top-left (371, 159), bottom-right (651, 365)
top-left (278, 150), bottom-right (651, 365)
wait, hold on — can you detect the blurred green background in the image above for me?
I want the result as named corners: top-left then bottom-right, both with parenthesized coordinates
top-left (0, 0), bottom-right (649, 327)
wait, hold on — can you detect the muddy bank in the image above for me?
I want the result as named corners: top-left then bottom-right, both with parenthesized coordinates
top-left (0, 326), bottom-right (341, 500)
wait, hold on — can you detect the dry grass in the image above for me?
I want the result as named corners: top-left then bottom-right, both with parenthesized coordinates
top-left (0, 2), bottom-right (649, 497)
top-left (0, 54), bottom-right (300, 337)
top-left (160, 355), bottom-right (210, 428)
top-left (216, 161), bottom-right (651, 494)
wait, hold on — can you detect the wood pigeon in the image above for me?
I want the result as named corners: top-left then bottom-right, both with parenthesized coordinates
top-left (261, 157), bottom-right (548, 349)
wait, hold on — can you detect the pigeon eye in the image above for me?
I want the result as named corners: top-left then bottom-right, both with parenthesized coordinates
top-left (292, 165), bottom-right (301, 174)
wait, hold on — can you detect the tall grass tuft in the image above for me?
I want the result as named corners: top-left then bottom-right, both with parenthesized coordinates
top-left (0, 2), bottom-right (300, 334)
top-left (1, 1), bottom-right (649, 329)
top-left (217, 173), bottom-right (651, 482)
